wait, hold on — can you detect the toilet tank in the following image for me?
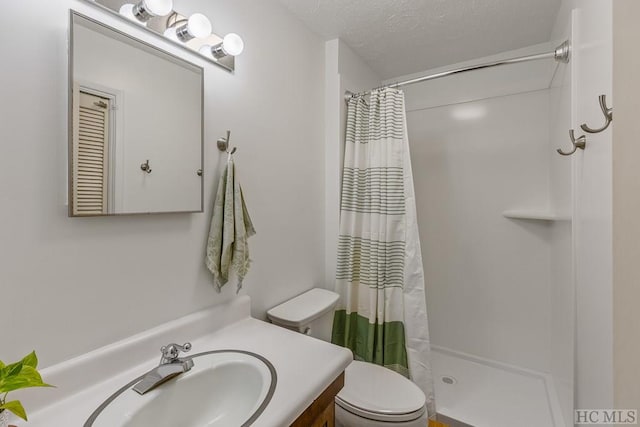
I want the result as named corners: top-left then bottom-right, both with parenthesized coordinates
top-left (266, 288), bottom-right (339, 342)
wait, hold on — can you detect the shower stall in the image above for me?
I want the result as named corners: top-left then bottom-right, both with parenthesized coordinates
top-left (404, 44), bottom-right (573, 426)
top-left (326, 1), bottom-right (613, 425)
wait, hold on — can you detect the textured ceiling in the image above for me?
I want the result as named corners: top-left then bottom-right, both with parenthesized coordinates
top-left (275, 0), bottom-right (561, 79)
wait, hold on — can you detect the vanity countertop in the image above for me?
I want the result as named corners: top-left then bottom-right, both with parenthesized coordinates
top-left (21, 297), bottom-right (352, 427)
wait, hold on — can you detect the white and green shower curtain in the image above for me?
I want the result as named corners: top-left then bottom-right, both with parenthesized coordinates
top-left (332, 87), bottom-right (435, 416)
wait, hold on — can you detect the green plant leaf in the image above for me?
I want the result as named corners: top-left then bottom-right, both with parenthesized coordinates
top-left (0, 400), bottom-right (28, 421)
top-left (0, 366), bottom-right (52, 393)
top-left (22, 351), bottom-right (38, 369)
top-left (5, 361), bottom-right (23, 377)
top-left (0, 352), bottom-right (37, 380)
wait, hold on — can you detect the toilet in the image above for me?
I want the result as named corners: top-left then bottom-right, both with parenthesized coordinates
top-left (267, 288), bottom-right (427, 427)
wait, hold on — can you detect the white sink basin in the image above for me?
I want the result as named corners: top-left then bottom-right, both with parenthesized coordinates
top-left (86, 350), bottom-right (276, 427)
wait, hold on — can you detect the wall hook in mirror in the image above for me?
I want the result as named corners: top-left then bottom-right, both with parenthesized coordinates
top-left (557, 129), bottom-right (586, 156)
top-left (217, 130), bottom-right (237, 154)
top-left (140, 159), bottom-right (152, 173)
top-left (580, 94), bottom-right (613, 134)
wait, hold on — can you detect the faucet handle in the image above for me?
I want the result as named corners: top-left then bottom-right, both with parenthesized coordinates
top-left (160, 342), bottom-right (192, 363)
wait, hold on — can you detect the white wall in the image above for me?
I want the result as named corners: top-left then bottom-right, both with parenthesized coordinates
top-left (613, 0), bottom-right (640, 410)
top-left (548, 9), bottom-right (575, 425)
top-left (405, 85), bottom-right (553, 372)
top-left (0, 0), bottom-right (326, 368)
top-left (324, 39), bottom-right (381, 285)
top-left (566, 0), bottom-right (614, 412)
top-left (548, 0), bottom-right (615, 415)
top-left (74, 22), bottom-right (202, 213)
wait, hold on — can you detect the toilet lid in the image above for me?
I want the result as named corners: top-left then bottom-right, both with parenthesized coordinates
top-left (335, 361), bottom-right (426, 422)
top-left (266, 288), bottom-right (339, 328)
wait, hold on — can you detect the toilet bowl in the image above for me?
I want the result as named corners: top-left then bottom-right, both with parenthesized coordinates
top-left (267, 288), bottom-right (427, 427)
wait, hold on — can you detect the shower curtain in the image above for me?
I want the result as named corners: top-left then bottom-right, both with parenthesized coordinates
top-left (331, 87), bottom-right (435, 416)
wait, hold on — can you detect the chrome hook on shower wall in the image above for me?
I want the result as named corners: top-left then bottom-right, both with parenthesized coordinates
top-left (557, 129), bottom-right (586, 156)
top-left (580, 94), bottom-right (613, 134)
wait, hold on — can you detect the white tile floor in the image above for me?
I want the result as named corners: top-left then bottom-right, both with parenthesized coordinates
top-left (431, 349), bottom-right (556, 427)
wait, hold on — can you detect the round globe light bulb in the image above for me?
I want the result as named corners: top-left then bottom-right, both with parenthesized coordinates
top-left (187, 13), bottom-right (212, 38)
top-left (222, 33), bottom-right (244, 56)
top-left (144, 0), bottom-right (173, 16)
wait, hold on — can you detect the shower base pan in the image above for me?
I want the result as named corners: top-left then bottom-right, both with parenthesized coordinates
top-left (431, 347), bottom-right (564, 427)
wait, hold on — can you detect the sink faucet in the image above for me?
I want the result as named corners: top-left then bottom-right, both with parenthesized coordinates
top-left (133, 343), bottom-right (194, 395)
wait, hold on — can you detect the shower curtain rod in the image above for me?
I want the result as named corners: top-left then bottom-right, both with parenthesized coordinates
top-left (345, 40), bottom-right (570, 101)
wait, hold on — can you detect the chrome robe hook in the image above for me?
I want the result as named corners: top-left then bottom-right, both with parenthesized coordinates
top-left (140, 159), bottom-right (152, 173)
top-left (580, 94), bottom-right (613, 133)
top-left (557, 129), bottom-right (586, 156)
top-left (217, 130), bottom-right (237, 154)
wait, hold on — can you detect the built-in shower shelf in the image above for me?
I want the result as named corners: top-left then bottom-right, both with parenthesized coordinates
top-left (502, 210), bottom-right (571, 221)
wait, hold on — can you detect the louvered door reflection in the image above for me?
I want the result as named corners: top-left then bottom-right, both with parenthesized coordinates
top-left (73, 90), bottom-right (110, 215)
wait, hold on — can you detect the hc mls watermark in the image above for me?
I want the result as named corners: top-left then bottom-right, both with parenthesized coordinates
top-left (575, 409), bottom-right (638, 424)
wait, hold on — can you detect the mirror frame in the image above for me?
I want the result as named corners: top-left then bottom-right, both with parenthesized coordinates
top-left (68, 10), bottom-right (205, 217)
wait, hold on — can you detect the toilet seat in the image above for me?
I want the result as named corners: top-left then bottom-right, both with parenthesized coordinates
top-left (335, 361), bottom-right (426, 423)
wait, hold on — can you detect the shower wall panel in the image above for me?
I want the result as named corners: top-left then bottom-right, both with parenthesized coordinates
top-left (406, 86), bottom-right (553, 372)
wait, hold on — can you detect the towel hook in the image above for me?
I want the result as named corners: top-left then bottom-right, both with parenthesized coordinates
top-left (217, 130), bottom-right (237, 154)
top-left (140, 159), bottom-right (152, 173)
top-left (557, 129), bottom-right (586, 156)
top-left (580, 94), bottom-right (613, 134)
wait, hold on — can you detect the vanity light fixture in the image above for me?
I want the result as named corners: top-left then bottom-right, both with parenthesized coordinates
top-left (82, 0), bottom-right (241, 71)
top-left (119, 0), bottom-right (173, 23)
top-left (164, 13), bottom-right (212, 42)
top-left (199, 33), bottom-right (245, 59)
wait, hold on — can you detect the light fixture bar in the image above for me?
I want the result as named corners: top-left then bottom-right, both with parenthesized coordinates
top-left (81, 0), bottom-right (238, 72)
top-left (131, 1), bottom-right (155, 21)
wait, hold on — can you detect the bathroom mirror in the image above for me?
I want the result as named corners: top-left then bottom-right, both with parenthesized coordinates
top-left (69, 12), bottom-right (203, 216)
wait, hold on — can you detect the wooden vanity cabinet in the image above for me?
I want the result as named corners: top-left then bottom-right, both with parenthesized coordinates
top-left (290, 372), bottom-right (345, 427)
